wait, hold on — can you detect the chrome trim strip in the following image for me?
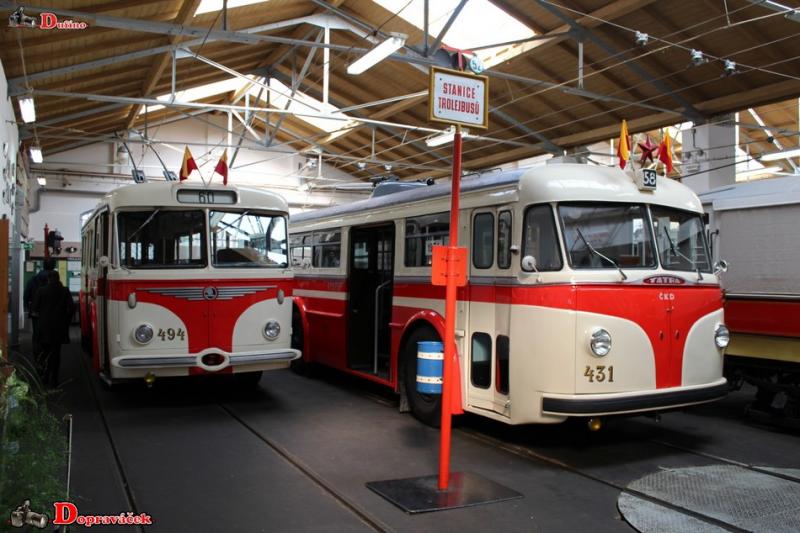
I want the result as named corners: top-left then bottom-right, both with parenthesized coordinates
top-left (118, 357), bottom-right (189, 368)
top-left (229, 351), bottom-right (299, 364)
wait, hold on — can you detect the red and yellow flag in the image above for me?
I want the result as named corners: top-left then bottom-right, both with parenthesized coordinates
top-left (617, 119), bottom-right (631, 169)
top-left (658, 129), bottom-right (674, 173)
top-left (179, 146), bottom-right (199, 181)
top-left (214, 149), bottom-right (229, 185)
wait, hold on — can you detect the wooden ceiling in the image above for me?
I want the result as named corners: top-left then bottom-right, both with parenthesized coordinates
top-left (3, 0), bottom-right (800, 181)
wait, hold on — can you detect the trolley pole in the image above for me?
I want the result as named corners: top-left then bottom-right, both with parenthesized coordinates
top-left (439, 125), bottom-right (462, 490)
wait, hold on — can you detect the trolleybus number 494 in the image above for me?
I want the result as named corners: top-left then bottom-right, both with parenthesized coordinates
top-left (584, 365), bottom-right (615, 383)
top-left (157, 327), bottom-right (186, 341)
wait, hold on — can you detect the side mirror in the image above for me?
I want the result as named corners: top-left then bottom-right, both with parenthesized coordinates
top-left (98, 255), bottom-right (110, 268)
top-left (521, 255), bottom-right (538, 272)
top-left (713, 259), bottom-right (729, 275)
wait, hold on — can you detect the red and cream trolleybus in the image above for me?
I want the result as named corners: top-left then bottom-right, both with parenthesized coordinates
top-left (80, 181), bottom-right (299, 385)
top-left (289, 163), bottom-right (729, 425)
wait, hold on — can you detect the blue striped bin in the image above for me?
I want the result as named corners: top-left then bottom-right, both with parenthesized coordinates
top-left (416, 341), bottom-right (444, 394)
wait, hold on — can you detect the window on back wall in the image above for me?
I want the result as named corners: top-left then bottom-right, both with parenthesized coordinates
top-left (405, 213), bottom-right (449, 267)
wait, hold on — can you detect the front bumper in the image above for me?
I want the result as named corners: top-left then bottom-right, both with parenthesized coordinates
top-left (541, 378), bottom-right (728, 416)
top-left (113, 348), bottom-right (300, 372)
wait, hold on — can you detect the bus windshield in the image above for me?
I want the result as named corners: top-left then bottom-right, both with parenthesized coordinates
top-left (210, 210), bottom-right (288, 268)
top-left (559, 203), bottom-right (656, 269)
top-left (118, 209), bottom-right (206, 268)
top-left (651, 206), bottom-right (711, 273)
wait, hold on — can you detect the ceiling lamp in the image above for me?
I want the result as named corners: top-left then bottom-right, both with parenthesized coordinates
top-left (29, 145), bottom-right (43, 163)
top-left (347, 33), bottom-right (406, 75)
top-left (760, 147), bottom-right (800, 161)
top-left (18, 96), bottom-right (36, 123)
top-left (424, 126), bottom-right (471, 148)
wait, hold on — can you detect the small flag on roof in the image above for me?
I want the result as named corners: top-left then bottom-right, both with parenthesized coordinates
top-left (179, 146), bottom-right (199, 181)
top-left (214, 149), bottom-right (229, 185)
top-left (658, 128), bottom-right (674, 174)
top-left (617, 119), bottom-right (631, 169)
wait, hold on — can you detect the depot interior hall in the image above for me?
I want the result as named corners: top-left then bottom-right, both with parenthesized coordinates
top-left (1, 1), bottom-right (800, 532)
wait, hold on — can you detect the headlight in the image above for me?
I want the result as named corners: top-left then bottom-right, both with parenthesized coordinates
top-left (714, 324), bottom-right (730, 349)
top-left (263, 320), bottom-right (281, 340)
top-left (134, 324), bottom-right (154, 344)
top-left (590, 329), bottom-right (612, 357)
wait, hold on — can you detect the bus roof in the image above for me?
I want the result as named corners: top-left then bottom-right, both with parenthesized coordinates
top-left (292, 164), bottom-right (703, 227)
top-left (92, 181), bottom-right (289, 214)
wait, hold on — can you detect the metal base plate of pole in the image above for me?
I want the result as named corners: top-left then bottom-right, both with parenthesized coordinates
top-left (366, 471), bottom-right (522, 514)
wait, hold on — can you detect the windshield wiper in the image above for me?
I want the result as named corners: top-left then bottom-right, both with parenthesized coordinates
top-left (662, 227), bottom-right (703, 281)
top-left (128, 209), bottom-right (160, 241)
top-left (575, 227), bottom-right (627, 281)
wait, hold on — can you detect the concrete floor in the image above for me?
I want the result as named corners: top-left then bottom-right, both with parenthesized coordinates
top-left (16, 331), bottom-right (800, 532)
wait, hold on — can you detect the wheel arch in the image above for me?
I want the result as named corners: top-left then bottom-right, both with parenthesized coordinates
top-left (394, 310), bottom-right (445, 394)
top-left (291, 297), bottom-right (312, 362)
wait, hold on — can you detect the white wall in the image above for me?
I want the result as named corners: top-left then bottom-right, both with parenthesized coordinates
top-left (29, 113), bottom-right (371, 242)
top-left (0, 59), bottom-right (20, 223)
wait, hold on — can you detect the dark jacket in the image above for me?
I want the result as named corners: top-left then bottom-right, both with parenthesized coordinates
top-left (31, 281), bottom-right (75, 345)
top-left (23, 269), bottom-right (50, 314)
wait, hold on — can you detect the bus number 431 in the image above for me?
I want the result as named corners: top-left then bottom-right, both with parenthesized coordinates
top-left (584, 365), bottom-right (614, 383)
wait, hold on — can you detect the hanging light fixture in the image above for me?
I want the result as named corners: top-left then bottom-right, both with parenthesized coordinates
top-left (347, 33), bottom-right (406, 75)
top-left (29, 145), bottom-right (43, 163)
top-left (18, 95), bottom-right (36, 123)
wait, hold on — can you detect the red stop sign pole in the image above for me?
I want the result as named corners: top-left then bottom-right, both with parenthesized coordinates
top-left (438, 125), bottom-right (463, 490)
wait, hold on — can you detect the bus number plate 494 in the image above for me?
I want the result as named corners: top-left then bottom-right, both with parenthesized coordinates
top-left (584, 365), bottom-right (614, 383)
top-left (157, 327), bottom-right (186, 341)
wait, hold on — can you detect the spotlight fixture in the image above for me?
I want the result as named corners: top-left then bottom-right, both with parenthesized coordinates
top-left (356, 161), bottom-right (367, 170)
top-left (723, 59), bottom-right (737, 76)
top-left (690, 49), bottom-right (705, 66)
top-left (635, 31), bottom-right (649, 47)
top-left (18, 96), bottom-right (36, 123)
top-left (29, 145), bottom-right (43, 164)
top-left (383, 163), bottom-right (392, 171)
top-left (347, 33), bottom-right (406, 75)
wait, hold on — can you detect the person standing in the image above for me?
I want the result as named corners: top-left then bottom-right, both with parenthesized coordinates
top-left (31, 270), bottom-right (75, 386)
top-left (23, 257), bottom-right (56, 360)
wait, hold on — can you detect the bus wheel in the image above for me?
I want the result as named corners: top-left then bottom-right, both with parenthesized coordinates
top-left (402, 326), bottom-right (442, 427)
top-left (234, 371), bottom-right (263, 388)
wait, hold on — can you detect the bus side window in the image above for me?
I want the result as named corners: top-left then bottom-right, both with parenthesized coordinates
top-left (312, 230), bottom-right (341, 268)
top-left (522, 205), bottom-right (563, 271)
top-left (405, 213), bottom-right (449, 267)
top-left (472, 212), bottom-right (494, 269)
top-left (497, 211), bottom-right (512, 269)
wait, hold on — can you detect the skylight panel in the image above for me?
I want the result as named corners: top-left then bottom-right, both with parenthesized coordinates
top-left (140, 77), bottom-right (243, 115)
top-left (195, 0), bottom-right (269, 16)
top-left (247, 78), bottom-right (356, 133)
top-left (372, 0), bottom-right (535, 68)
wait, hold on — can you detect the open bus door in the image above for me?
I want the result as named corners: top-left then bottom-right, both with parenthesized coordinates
top-left (347, 224), bottom-right (395, 379)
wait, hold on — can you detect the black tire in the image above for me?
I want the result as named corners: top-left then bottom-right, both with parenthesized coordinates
top-left (402, 326), bottom-right (442, 427)
top-left (234, 371), bottom-right (263, 388)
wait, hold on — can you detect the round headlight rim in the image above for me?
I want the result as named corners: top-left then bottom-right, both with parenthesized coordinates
top-left (133, 323), bottom-right (154, 345)
top-left (714, 323), bottom-right (730, 349)
top-left (590, 328), bottom-right (612, 357)
top-left (263, 319), bottom-right (281, 341)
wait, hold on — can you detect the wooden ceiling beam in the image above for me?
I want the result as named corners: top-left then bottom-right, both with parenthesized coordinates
top-left (123, 0), bottom-right (203, 129)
